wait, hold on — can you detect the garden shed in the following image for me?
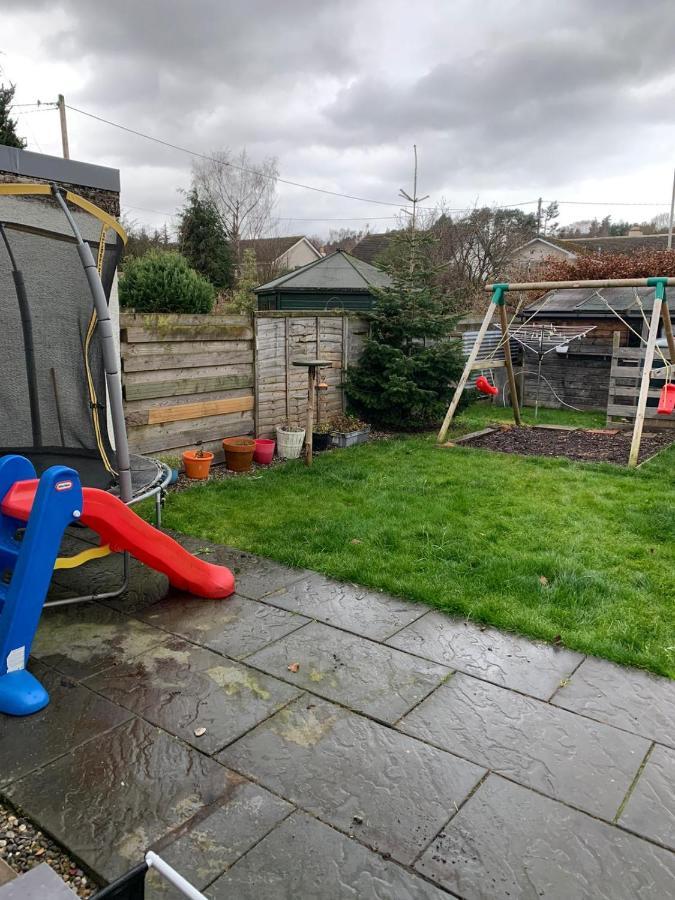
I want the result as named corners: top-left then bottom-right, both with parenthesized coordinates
top-left (255, 248), bottom-right (391, 311)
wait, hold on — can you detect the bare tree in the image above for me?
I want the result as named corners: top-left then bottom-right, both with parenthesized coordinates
top-left (192, 148), bottom-right (279, 260)
top-left (432, 205), bottom-right (537, 309)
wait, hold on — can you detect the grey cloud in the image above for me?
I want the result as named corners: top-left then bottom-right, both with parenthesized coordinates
top-left (6, 0), bottom-right (675, 234)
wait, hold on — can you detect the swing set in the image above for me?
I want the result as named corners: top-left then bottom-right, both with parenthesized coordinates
top-left (438, 276), bottom-right (675, 467)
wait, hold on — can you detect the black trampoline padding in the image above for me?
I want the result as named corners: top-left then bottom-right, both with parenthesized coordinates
top-left (0, 447), bottom-right (166, 497)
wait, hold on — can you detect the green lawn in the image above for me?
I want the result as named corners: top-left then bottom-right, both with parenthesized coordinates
top-left (157, 403), bottom-right (675, 677)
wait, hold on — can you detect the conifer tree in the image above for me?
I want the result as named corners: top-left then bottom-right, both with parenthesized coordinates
top-left (0, 83), bottom-right (26, 149)
top-left (346, 229), bottom-right (465, 429)
top-left (178, 188), bottom-right (233, 290)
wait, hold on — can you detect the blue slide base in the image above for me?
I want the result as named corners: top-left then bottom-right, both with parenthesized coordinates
top-left (0, 669), bottom-right (49, 716)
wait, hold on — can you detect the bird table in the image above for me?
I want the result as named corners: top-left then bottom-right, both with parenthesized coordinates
top-left (292, 358), bottom-right (332, 466)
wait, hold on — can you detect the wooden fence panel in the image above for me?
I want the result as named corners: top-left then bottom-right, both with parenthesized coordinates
top-left (254, 312), bottom-right (369, 438)
top-left (121, 312), bottom-right (255, 460)
top-left (607, 332), bottom-right (674, 430)
top-left (121, 311), bottom-right (370, 457)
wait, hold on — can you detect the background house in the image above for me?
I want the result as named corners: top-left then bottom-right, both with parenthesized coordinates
top-left (510, 233), bottom-right (671, 276)
top-left (239, 235), bottom-right (322, 281)
top-left (350, 232), bottom-right (395, 266)
top-left (255, 248), bottom-right (391, 311)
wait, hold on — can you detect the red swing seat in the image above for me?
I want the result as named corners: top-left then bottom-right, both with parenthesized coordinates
top-left (657, 382), bottom-right (675, 415)
top-left (475, 375), bottom-right (499, 396)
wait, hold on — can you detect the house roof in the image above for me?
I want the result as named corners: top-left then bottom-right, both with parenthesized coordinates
top-left (255, 248), bottom-right (391, 293)
top-left (523, 286), bottom-right (658, 318)
top-left (512, 237), bottom-right (576, 257)
top-left (350, 231), bottom-right (397, 265)
top-left (239, 235), bottom-right (321, 261)
top-left (547, 234), bottom-right (670, 254)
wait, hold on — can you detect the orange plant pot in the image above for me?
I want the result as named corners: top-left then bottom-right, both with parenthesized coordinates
top-left (182, 450), bottom-right (214, 480)
top-left (223, 437), bottom-right (255, 472)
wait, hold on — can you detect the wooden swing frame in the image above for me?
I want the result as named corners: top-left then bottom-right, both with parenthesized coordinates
top-left (437, 277), bottom-right (675, 467)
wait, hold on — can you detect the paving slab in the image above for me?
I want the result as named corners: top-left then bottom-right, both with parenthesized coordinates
top-left (219, 696), bottom-right (484, 865)
top-left (145, 782), bottom-right (293, 898)
top-left (209, 810), bottom-right (450, 900)
top-left (619, 744), bottom-right (675, 850)
top-left (31, 603), bottom-right (169, 681)
top-left (0, 663), bottom-right (131, 787)
top-left (167, 533), bottom-right (310, 600)
top-left (262, 573), bottom-right (427, 640)
top-left (416, 775), bottom-right (675, 900)
top-left (4, 718), bottom-right (238, 882)
top-left (387, 611), bottom-right (582, 699)
top-left (246, 621), bottom-right (450, 722)
top-left (0, 863), bottom-right (78, 899)
top-left (399, 672), bottom-right (649, 820)
top-left (86, 636), bottom-right (302, 754)
top-left (138, 591), bottom-right (309, 659)
top-left (552, 656), bottom-right (675, 746)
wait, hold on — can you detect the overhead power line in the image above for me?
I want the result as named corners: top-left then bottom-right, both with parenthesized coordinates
top-left (66, 103), bottom-right (414, 209)
top-left (550, 199), bottom-right (672, 208)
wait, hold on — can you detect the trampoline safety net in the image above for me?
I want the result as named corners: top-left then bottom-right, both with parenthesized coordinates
top-left (0, 187), bottom-right (162, 496)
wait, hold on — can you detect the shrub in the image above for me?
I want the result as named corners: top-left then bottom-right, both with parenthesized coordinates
top-left (119, 251), bottom-right (215, 313)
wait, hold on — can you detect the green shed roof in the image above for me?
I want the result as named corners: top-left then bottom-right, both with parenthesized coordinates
top-left (254, 248), bottom-right (391, 294)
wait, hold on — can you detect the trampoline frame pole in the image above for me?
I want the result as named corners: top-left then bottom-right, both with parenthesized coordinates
top-left (51, 187), bottom-right (133, 503)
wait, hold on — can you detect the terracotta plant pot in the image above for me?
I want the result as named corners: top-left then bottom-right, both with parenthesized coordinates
top-left (182, 450), bottom-right (213, 480)
top-left (223, 436), bottom-right (255, 472)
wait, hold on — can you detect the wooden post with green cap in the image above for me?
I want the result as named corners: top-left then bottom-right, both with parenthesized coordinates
top-left (628, 276), bottom-right (667, 467)
top-left (437, 283), bottom-right (517, 443)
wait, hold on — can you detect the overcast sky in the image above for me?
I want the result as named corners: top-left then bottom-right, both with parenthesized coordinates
top-left (4, 0), bottom-right (675, 238)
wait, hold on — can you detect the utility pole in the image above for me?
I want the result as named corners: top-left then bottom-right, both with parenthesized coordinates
top-left (668, 168), bottom-right (675, 250)
top-left (57, 94), bottom-right (69, 159)
top-left (536, 197), bottom-right (542, 237)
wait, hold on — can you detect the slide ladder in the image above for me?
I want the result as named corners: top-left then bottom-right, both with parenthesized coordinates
top-left (0, 455), bottom-right (83, 715)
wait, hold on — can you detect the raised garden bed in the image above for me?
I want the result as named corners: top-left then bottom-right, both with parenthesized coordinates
top-left (457, 425), bottom-right (674, 466)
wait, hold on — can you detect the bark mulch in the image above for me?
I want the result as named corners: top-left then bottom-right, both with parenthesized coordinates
top-left (461, 426), bottom-right (674, 465)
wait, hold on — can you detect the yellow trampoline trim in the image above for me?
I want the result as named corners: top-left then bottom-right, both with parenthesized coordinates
top-left (0, 183), bottom-right (52, 196)
top-left (54, 544), bottom-right (112, 570)
top-left (0, 183), bottom-right (127, 244)
top-left (65, 190), bottom-right (127, 244)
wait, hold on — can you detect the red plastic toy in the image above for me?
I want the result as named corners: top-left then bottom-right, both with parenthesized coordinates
top-left (475, 375), bottom-right (499, 396)
top-left (2, 480), bottom-right (235, 599)
top-left (657, 382), bottom-right (675, 415)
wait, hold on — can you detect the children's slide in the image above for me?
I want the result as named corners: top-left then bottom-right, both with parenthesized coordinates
top-left (3, 480), bottom-right (235, 599)
top-left (0, 455), bottom-right (234, 716)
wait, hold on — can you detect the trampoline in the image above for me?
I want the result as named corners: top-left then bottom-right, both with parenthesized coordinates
top-left (0, 182), bottom-right (170, 604)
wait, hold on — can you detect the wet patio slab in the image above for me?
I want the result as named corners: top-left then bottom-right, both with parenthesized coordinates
top-left (209, 811), bottom-right (450, 900)
top-left (245, 620), bottom-right (450, 722)
top-left (85, 636), bottom-right (302, 754)
top-left (399, 671), bottom-right (649, 820)
top-left (416, 775), bottom-right (675, 899)
top-left (261, 572), bottom-right (428, 640)
top-left (219, 695), bottom-right (485, 865)
top-left (138, 591), bottom-right (310, 660)
top-left (387, 611), bottom-right (583, 699)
